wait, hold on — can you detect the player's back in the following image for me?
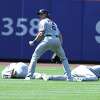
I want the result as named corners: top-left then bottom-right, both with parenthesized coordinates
top-left (14, 62), bottom-right (28, 78)
top-left (39, 18), bottom-right (60, 36)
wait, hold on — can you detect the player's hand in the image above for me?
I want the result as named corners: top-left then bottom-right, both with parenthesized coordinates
top-left (29, 40), bottom-right (35, 46)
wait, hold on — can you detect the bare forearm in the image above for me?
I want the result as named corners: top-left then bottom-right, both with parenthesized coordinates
top-left (34, 32), bottom-right (44, 42)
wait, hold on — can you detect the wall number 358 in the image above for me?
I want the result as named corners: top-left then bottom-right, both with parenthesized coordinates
top-left (1, 17), bottom-right (39, 36)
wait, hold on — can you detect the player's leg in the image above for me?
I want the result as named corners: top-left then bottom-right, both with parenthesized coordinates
top-left (25, 41), bottom-right (48, 79)
top-left (54, 46), bottom-right (73, 81)
top-left (42, 74), bottom-right (67, 81)
top-left (33, 72), bottom-right (43, 79)
top-left (73, 74), bottom-right (98, 81)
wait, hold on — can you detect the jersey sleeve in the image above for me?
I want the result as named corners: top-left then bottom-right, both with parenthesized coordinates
top-left (38, 20), bottom-right (46, 32)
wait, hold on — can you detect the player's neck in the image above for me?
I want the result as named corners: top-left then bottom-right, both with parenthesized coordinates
top-left (40, 17), bottom-right (48, 20)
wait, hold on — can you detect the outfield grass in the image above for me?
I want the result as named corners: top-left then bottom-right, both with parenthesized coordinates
top-left (0, 64), bottom-right (100, 100)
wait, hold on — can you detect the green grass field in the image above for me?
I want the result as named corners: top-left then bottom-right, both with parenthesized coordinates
top-left (0, 64), bottom-right (100, 100)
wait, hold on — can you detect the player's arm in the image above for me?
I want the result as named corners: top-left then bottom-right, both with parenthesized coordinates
top-left (29, 20), bottom-right (45, 46)
top-left (33, 31), bottom-right (44, 42)
top-left (35, 20), bottom-right (46, 41)
top-left (29, 31), bottom-right (44, 46)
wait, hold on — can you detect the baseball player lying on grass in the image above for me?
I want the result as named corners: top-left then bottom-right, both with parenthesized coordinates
top-left (1, 62), bottom-right (28, 79)
top-left (1, 62), bottom-right (44, 79)
top-left (1, 62), bottom-right (100, 81)
top-left (42, 65), bottom-right (100, 81)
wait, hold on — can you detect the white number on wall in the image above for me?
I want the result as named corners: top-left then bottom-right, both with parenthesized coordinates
top-left (1, 17), bottom-right (39, 36)
top-left (1, 18), bottom-right (13, 36)
top-left (29, 18), bottom-right (39, 36)
top-left (16, 18), bottom-right (28, 36)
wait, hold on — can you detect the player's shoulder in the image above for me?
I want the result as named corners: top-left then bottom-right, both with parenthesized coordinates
top-left (43, 18), bottom-right (49, 21)
top-left (16, 62), bottom-right (28, 68)
top-left (40, 18), bottom-right (49, 24)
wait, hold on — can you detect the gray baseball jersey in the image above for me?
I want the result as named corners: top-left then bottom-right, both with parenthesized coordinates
top-left (39, 18), bottom-right (60, 36)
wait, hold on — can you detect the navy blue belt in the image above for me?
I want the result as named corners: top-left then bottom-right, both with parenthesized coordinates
top-left (45, 35), bottom-right (59, 37)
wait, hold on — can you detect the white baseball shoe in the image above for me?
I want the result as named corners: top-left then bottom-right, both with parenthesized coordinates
top-left (67, 78), bottom-right (74, 82)
top-left (42, 74), bottom-right (49, 81)
top-left (64, 74), bottom-right (73, 82)
top-left (34, 73), bottom-right (42, 79)
top-left (24, 76), bottom-right (31, 80)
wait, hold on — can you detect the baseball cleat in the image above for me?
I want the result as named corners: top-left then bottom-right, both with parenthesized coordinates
top-left (24, 76), bottom-right (31, 80)
top-left (42, 74), bottom-right (49, 81)
top-left (67, 78), bottom-right (74, 82)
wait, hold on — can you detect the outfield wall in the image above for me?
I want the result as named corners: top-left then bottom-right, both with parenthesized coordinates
top-left (0, 0), bottom-right (100, 62)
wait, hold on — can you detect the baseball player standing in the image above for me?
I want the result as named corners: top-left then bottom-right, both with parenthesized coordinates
top-left (25, 9), bottom-right (73, 81)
